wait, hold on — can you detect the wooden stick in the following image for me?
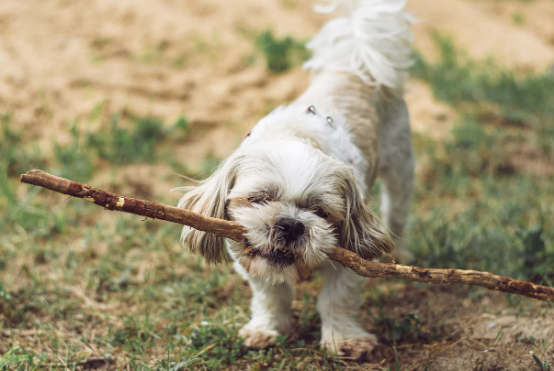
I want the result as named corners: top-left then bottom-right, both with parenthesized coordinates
top-left (20, 170), bottom-right (245, 241)
top-left (327, 248), bottom-right (554, 302)
top-left (20, 169), bottom-right (554, 302)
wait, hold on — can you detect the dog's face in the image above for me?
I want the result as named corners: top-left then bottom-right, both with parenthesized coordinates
top-left (179, 140), bottom-right (392, 283)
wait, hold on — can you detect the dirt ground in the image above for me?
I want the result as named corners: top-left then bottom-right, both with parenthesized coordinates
top-left (2, 0), bottom-right (553, 163)
top-left (1, 0), bottom-right (554, 370)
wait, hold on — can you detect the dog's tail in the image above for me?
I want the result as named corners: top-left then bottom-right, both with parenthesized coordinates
top-left (303, 0), bottom-right (414, 95)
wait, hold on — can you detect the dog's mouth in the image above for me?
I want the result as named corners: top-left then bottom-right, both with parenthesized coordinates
top-left (244, 240), bottom-right (296, 267)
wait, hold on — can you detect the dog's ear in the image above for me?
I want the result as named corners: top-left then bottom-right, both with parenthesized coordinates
top-left (338, 169), bottom-right (394, 260)
top-left (178, 154), bottom-right (242, 263)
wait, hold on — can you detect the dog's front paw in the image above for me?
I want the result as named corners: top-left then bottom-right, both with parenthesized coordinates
top-left (322, 334), bottom-right (379, 361)
top-left (239, 326), bottom-right (279, 348)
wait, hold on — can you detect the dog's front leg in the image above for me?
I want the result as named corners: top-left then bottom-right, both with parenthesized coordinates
top-left (318, 262), bottom-right (377, 361)
top-left (235, 262), bottom-right (294, 348)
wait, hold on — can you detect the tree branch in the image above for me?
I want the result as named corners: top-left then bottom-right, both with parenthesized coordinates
top-left (20, 169), bottom-right (554, 302)
top-left (20, 170), bottom-right (245, 241)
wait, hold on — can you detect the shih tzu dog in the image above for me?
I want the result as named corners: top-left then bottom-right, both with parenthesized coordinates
top-left (178, 0), bottom-right (415, 360)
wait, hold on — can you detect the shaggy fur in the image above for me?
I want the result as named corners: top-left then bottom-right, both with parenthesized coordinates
top-left (178, 0), bottom-right (415, 360)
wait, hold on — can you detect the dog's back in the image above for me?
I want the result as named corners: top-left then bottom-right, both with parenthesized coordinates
top-left (298, 0), bottom-right (414, 190)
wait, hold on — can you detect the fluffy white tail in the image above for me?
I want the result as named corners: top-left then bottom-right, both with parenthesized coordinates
top-left (304, 0), bottom-right (414, 95)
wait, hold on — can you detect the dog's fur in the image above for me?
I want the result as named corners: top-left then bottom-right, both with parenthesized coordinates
top-left (178, 0), bottom-right (415, 360)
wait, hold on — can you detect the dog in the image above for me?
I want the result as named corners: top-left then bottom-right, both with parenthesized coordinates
top-left (178, 0), bottom-right (415, 360)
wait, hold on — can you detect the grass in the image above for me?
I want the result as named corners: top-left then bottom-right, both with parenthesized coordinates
top-left (1, 32), bottom-right (553, 370)
top-left (511, 11), bottom-right (525, 25)
top-left (0, 114), bottom-right (45, 177)
top-left (0, 347), bottom-right (42, 370)
top-left (255, 30), bottom-right (310, 73)
top-left (532, 354), bottom-right (552, 371)
top-left (409, 36), bottom-right (554, 284)
top-left (412, 33), bottom-right (554, 153)
top-left (0, 108), bottom-right (345, 370)
top-left (86, 114), bottom-right (174, 165)
top-left (54, 122), bottom-right (95, 181)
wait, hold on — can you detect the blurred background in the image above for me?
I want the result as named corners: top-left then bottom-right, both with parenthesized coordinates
top-left (0, 0), bottom-right (553, 370)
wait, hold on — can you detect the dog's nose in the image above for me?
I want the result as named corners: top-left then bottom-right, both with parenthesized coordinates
top-left (275, 217), bottom-right (305, 243)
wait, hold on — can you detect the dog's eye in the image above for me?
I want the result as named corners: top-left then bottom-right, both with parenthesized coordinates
top-left (314, 208), bottom-right (329, 219)
top-left (248, 196), bottom-right (269, 205)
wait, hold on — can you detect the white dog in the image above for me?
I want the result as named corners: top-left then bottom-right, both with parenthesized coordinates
top-left (179, 0), bottom-right (415, 360)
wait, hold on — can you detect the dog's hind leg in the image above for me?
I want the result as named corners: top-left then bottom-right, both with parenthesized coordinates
top-left (378, 99), bottom-right (415, 263)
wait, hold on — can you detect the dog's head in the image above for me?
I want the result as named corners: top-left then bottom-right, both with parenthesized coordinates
top-left (178, 140), bottom-right (392, 283)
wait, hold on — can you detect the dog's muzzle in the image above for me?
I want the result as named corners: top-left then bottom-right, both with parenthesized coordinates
top-left (243, 217), bottom-right (306, 267)
top-left (260, 217), bottom-right (305, 267)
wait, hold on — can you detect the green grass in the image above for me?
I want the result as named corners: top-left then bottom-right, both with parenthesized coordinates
top-left (0, 347), bottom-right (42, 371)
top-left (54, 122), bottom-right (95, 181)
top-left (86, 114), bottom-right (173, 165)
top-left (412, 34), bottom-right (554, 153)
top-left (409, 171), bottom-right (554, 282)
top-left (407, 36), bottom-right (554, 284)
top-left (255, 30), bottom-right (310, 73)
top-left (0, 114), bottom-right (45, 177)
top-left (511, 11), bottom-right (525, 25)
top-left (533, 353), bottom-right (552, 371)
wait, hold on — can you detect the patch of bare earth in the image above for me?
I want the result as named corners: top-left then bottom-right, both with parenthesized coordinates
top-left (0, 0), bottom-right (321, 174)
top-left (407, 0), bottom-right (554, 72)
top-left (358, 283), bottom-right (554, 371)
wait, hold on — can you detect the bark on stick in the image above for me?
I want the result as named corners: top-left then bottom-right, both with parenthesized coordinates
top-left (21, 169), bottom-right (554, 302)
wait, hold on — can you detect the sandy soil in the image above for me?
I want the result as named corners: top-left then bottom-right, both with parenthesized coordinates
top-left (2, 0), bottom-right (553, 159)
top-left (1, 0), bottom-right (553, 369)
